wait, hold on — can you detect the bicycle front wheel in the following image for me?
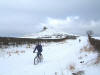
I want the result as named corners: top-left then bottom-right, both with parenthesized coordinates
top-left (34, 56), bottom-right (39, 65)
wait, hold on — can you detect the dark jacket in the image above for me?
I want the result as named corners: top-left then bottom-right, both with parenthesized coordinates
top-left (33, 45), bottom-right (42, 52)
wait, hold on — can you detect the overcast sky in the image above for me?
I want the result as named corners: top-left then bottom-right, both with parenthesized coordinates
top-left (0, 0), bottom-right (100, 37)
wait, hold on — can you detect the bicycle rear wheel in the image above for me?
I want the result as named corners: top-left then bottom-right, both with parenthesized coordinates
top-left (39, 55), bottom-right (43, 62)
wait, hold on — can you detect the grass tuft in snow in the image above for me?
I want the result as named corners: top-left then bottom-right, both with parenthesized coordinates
top-left (68, 64), bottom-right (76, 72)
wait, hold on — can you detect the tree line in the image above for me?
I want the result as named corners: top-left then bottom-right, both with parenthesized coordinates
top-left (0, 36), bottom-right (77, 48)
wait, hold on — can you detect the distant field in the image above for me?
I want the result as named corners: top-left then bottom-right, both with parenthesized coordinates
top-left (0, 36), bottom-right (77, 48)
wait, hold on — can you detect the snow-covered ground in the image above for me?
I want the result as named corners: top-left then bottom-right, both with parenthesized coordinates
top-left (93, 37), bottom-right (100, 40)
top-left (0, 36), bottom-right (99, 75)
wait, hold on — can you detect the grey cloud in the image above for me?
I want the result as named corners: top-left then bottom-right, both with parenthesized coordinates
top-left (0, 0), bottom-right (100, 36)
top-left (40, 17), bottom-right (100, 36)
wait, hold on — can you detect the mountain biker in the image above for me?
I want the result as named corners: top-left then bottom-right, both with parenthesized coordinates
top-left (33, 42), bottom-right (43, 58)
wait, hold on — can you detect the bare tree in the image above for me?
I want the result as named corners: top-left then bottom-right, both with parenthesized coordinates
top-left (86, 30), bottom-right (94, 37)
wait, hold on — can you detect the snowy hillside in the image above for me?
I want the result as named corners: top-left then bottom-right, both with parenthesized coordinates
top-left (0, 36), bottom-right (100, 75)
top-left (21, 27), bottom-right (74, 39)
top-left (93, 37), bottom-right (100, 40)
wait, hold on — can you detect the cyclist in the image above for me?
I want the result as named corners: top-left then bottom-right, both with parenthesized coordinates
top-left (33, 42), bottom-right (43, 58)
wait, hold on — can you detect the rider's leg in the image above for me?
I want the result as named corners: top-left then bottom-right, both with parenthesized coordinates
top-left (37, 52), bottom-right (39, 58)
top-left (38, 52), bottom-right (43, 62)
top-left (39, 52), bottom-right (42, 57)
top-left (37, 52), bottom-right (42, 58)
top-left (40, 52), bottom-right (42, 56)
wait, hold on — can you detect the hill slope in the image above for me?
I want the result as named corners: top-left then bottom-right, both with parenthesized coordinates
top-left (21, 28), bottom-right (74, 39)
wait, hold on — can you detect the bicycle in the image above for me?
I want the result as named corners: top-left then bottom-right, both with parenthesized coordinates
top-left (34, 52), bottom-right (43, 65)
